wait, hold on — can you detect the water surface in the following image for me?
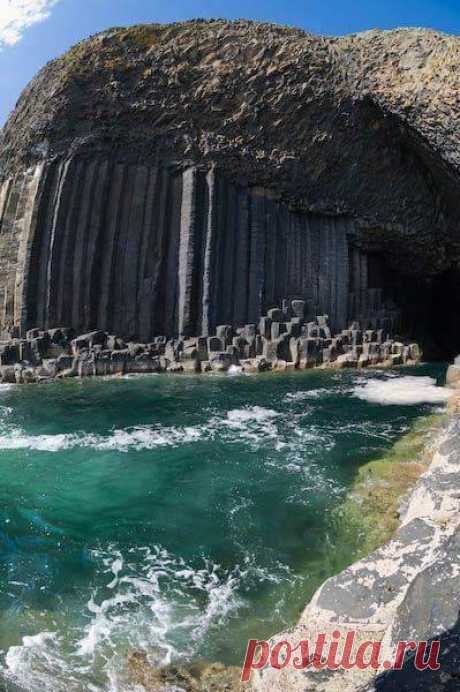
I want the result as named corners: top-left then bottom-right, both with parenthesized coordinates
top-left (0, 364), bottom-right (446, 690)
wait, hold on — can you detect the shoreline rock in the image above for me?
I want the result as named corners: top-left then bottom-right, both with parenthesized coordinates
top-left (0, 301), bottom-right (421, 385)
top-left (250, 368), bottom-right (460, 691)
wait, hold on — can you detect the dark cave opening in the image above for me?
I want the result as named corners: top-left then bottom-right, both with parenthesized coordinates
top-left (365, 251), bottom-right (460, 362)
top-left (388, 268), bottom-right (460, 363)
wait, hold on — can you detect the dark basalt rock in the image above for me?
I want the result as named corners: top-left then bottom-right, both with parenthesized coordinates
top-left (0, 306), bottom-right (421, 384)
top-left (0, 20), bottom-right (459, 349)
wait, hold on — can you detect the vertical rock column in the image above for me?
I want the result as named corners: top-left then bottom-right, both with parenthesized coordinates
top-left (177, 167), bottom-right (206, 337)
top-left (247, 189), bottom-right (267, 324)
top-left (0, 159), bottom-right (384, 340)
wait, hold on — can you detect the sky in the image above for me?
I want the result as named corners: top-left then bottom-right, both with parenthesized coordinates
top-left (1, 0), bottom-right (460, 125)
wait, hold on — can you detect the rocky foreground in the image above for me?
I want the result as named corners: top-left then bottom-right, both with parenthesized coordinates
top-left (0, 299), bottom-right (420, 384)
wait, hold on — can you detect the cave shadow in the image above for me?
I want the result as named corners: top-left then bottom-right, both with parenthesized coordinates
top-left (380, 266), bottom-right (460, 362)
top-left (364, 614), bottom-right (460, 691)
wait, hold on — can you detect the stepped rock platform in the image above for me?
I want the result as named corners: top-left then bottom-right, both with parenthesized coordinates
top-left (0, 302), bottom-right (420, 383)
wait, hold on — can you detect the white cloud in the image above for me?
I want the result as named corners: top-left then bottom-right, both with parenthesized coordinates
top-left (0, 0), bottom-right (60, 48)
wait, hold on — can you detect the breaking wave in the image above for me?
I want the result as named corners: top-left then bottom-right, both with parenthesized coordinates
top-left (0, 405), bottom-right (326, 456)
top-left (3, 544), bottom-right (295, 692)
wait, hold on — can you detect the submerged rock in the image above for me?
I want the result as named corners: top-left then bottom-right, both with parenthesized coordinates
top-left (251, 411), bottom-right (460, 691)
top-left (126, 652), bottom-right (243, 691)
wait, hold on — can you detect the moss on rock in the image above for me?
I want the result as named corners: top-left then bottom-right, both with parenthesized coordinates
top-left (332, 412), bottom-right (447, 558)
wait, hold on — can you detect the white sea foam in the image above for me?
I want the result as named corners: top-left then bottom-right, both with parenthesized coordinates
top-left (0, 402), bottom-right (338, 477)
top-left (227, 365), bottom-right (250, 377)
top-left (0, 425), bottom-right (204, 453)
top-left (353, 375), bottom-right (450, 406)
top-left (0, 407), bottom-right (283, 453)
top-left (225, 406), bottom-right (278, 423)
top-left (220, 406), bottom-right (285, 449)
top-left (284, 388), bottom-right (330, 402)
top-left (3, 543), bottom-right (292, 691)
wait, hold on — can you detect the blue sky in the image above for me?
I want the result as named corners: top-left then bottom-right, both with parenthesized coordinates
top-left (1, 0), bottom-right (460, 126)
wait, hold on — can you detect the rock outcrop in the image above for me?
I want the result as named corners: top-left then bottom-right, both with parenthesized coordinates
top-left (1, 21), bottom-right (460, 347)
top-left (0, 304), bottom-right (421, 383)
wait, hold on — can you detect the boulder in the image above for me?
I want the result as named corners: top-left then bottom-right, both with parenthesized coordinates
top-left (285, 321), bottom-right (301, 338)
top-left (72, 331), bottom-right (107, 354)
top-left (107, 335), bottom-right (127, 351)
top-left (446, 364), bottom-right (460, 389)
top-left (207, 336), bottom-right (225, 352)
top-left (299, 337), bottom-right (322, 367)
top-left (267, 308), bottom-right (283, 322)
top-left (95, 353), bottom-right (112, 376)
top-left (55, 354), bottom-right (75, 372)
top-left (196, 336), bottom-right (209, 360)
top-left (167, 362), bottom-right (184, 373)
top-left (0, 365), bottom-right (16, 383)
top-left (127, 354), bottom-right (163, 373)
top-left (215, 324), bottom-right (233, 341)
top-left (270, 322), bottom-right (287, 341)
top-left (0, 344), bottom-right (20, 365)
top-left (241, 324), bottom-right (256, 338)
top-left (409, 343), bottom-right (422, 361)
top-left (111, 351), bottom-right (127, 374)
top-left (333, 353), bottom-right (358, 368)
top-left (209, 352), bottom-right (234, 372)
top-left (291, 299), bottom-right (306, 318)
top-left (258, 316), bottom-right (272, 339)
top-left (78, 355), bottom-right (96, 377)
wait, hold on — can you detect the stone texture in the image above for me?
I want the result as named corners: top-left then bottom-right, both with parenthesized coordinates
top-left (7, 22), bottom-right (456, 339)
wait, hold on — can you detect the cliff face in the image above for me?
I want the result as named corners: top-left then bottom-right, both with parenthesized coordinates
top-left (0, 160), bottom-right (377, 338)
top-left (1, 20), bottom-right (460, 342)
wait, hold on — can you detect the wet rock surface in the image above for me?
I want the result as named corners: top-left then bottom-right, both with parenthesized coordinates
top-left (0, 303), bottom-right (420, 384)
top-left (126, 653), bottom-right (243, 691)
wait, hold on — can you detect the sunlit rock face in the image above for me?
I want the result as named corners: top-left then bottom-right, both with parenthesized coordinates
top-left (1, 20), bottom-right (460, 343)
top-left (0, 161), bottom-right (381, 338)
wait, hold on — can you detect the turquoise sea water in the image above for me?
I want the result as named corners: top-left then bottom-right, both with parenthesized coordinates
top-left (0, 364), bottom-right (447, 690)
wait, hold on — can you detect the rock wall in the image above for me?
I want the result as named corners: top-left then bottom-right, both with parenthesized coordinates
top-left (0, 158), bottom-right (388, 340)
top-left (3, 21), bottom-right (460, 351)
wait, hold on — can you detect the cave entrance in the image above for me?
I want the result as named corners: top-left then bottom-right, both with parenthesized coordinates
top-left (400, 269), bottom-right (460, 362)
top-left (377, 265), bottom-right (460, 362)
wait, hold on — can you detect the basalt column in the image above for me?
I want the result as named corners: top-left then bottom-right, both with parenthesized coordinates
top-left (0, 159), bottom-right (385, 339)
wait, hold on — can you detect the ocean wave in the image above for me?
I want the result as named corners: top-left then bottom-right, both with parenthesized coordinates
top-left (330, 420), bottom-right (409, 440)
top-left (0, 406), bottom-right (284, 453)
top-left (352, 375), bottom-right (450, 406)
top-left (226, 365), bottom-right (250, 377)
top-left (3, 544), bottom-right (295, 691)
top-left (0, 425), bottom-right (204, 453)
top-left (225, 406), bottom-right (278, 423)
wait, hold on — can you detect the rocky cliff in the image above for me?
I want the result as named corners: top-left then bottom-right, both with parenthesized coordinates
top-left (1, 20), bottom-right (460, 346)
